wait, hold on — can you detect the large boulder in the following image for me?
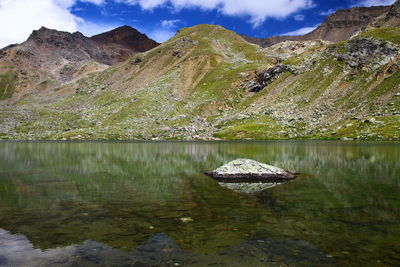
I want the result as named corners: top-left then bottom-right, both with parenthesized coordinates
top-left (242, 64), bottom-right (293, 93)
top-left (205, 159), bottom-right (297, 183)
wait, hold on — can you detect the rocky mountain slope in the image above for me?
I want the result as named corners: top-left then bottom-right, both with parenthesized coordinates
top-left (0, 1), bottom-right (399, 141)
top-left (381, 0), bottom-right (400, 26)
top-left (0, 26), bottom-right (158, 101)
top-left (243, 5), bottom-right (391, 47)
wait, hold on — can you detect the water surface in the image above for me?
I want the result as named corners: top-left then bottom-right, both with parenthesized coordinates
top-left (0, 141), bottom-right (399, 266)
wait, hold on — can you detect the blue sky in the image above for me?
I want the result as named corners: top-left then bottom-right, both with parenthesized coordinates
top-left (0, 0), bottom-right (396, 47)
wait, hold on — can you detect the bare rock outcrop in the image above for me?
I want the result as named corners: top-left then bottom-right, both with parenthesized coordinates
top-left (242, 64), bottom-right (294, 93)
top-left (328, 37), bottom-right (400, 70)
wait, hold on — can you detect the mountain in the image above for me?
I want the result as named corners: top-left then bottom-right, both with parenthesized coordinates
top-left (243, 5), bottom-right (391, 47)
top-left (0, 26), bottom-right (158, 100)
top-left (0, 1), bottom-right (399, 141)
top-left (90, 25), bottom-right (159, 61)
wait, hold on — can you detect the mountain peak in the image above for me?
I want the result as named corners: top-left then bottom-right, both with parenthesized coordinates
top-left (28, 26), bottom-right (55, 39)
top-left (29, 26), bottom-right (74, 37)
top-left (90, 26), bottom-right (159, 53)
top-left (98, 25), bottom-right (142, 37)
top-left (114, 25), bottom-right (139, 32)
top-left (174, 24), bottom-right (236, 41)
top-left (177, 24), bottom-right (224, 33)
top-left (27, 26), bottom-right (87, 47)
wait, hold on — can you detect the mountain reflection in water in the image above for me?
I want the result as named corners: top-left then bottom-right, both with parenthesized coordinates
top-left (0, 228), bottom-right (333, 267)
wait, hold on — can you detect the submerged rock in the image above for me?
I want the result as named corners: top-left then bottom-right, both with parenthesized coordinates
top-left (205, 159), bottom-right (297, 183)
top-left (218, 182), bottom-right (282, 194)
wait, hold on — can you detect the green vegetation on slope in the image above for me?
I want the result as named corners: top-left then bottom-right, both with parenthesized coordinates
top-left (360, 27), bottom-right (400, 44)
top-left (214, 115), bottom-right (286, 140)
top-left (0, 71), bottom-right (17, 100)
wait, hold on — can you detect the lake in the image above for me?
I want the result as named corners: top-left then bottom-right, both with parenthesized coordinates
top-left (0, 141), bottom-right (399, 266)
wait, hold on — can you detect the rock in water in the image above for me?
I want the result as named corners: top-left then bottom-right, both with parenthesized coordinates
top-left (217, 182), bottom-right (283, 194)
top-left (205, 159), bottom-right (297, 183)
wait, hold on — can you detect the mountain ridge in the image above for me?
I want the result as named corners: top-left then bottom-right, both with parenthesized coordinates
top-left (0, 25), bottom-right (158, 101)
top-left (242, 5), bottom-right (392, 47)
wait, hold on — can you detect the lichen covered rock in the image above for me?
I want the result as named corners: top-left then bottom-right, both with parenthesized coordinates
top-left (205, 159), bottom-right (297, 183)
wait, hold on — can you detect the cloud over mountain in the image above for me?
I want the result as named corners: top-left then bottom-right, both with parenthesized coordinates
top-left (0, 0), bottom-right (113, 47)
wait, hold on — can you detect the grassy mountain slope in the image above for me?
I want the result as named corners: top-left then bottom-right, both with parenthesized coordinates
top-left (0, 25), bottom-right (399, 140)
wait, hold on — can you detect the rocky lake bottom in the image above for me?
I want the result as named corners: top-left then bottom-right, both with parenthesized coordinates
top-left (0, 141), bottom-right (399, 266)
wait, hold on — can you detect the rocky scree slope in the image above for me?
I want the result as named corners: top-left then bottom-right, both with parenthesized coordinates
top-left (0, 26), bottom-right (158, 102)
top-left (0, 23), bottom-right (399, 141)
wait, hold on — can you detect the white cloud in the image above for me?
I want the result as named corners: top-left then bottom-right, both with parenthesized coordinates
top-left (0, 0), bottom-right (81, 47)
top-left (281, 24), bottom-right (319, 36)
top-left (81, 0), bottom-right (106, 4)
top-left (357, 0), bottom-right (395, 7)
top-left (319, 8), bottom-right (335, 16)
top-left (116, 0), bottom-right (316, 27)
top-left (147, 29), bottom-right (176, 42)
top-left (161, 19), bottom-right (182, 28)
top-left (0, 0), bottom-right (109, 48)
top-left (138, 19), bottom-right (181, 42)
top-left (294, 14), bottom-right (305, 21)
